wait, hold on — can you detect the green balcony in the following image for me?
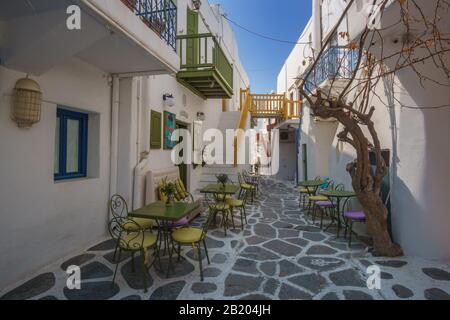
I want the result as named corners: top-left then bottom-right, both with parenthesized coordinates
top-left (177, 33), bottom-right (234, 99)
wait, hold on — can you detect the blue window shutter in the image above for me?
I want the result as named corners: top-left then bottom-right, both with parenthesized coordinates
top-left (54, 107), bottom-right (88, 181)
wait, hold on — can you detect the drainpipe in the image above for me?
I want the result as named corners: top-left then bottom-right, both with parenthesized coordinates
top-left (136, 78), bottom-right (142, 164)
top-left (131, 77), bottom-right (143, 209)
top-left (109, 75), bottom-right (120, 198)
top-left (312, 0), bottom-right (322, 53)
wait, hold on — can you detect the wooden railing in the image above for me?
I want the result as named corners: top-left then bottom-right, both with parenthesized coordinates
top-left (241, 91), bottom-right (302, 121)
top-left (284, 100), bottom-right (302, 120)
top-left (177, 33), bottom-right (233, 90)
top-left (234, 88), bottom-right (302, 166)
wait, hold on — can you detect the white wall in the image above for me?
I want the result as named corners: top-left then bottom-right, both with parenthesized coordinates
top-left (124, 0), bottom-right (250, 198)
top-left (0, 58), bottom-right (111, 289)
top-left (293, 0), bottom-right (450, 259)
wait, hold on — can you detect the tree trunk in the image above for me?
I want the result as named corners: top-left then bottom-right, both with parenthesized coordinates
top-left (308, 95), bottom-right (403, 257)
top-left (355, 189), bottom-right (403, 257)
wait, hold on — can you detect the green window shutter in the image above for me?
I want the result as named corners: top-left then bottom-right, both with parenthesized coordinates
top-left (186, 8), bottom-right (199, 67)
top-left (150, 110), bottom-right (162, 149)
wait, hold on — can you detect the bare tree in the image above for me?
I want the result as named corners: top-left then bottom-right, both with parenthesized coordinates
top-left (299, 0), bottom-right (450, 257)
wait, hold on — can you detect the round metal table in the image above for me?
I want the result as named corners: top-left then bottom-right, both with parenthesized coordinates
top-left (320, 190), bottom-right (356, 237)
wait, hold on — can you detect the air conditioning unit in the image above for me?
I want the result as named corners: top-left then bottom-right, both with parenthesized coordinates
top-left (280, 130), bottom-right (295, 143)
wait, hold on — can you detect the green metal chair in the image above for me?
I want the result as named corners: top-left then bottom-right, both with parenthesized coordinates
top-left (108, 216), bottom-right (159, 293)
top-left (312, 183), bottom-right (344, 228)
top-left (226, 183), bottom-right (250, 230)
top-left (204, 192), bottom-right (234, 236)
top-left (238, 172), bottom-right (256, 203)
top-left (298, 176), bottom-right (321, 208)
top-left (109, 195), bottom-right (154, 262)
top-left (171, 210), bottom-right (216, 281)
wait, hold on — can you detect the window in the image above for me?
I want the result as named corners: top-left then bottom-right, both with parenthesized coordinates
top-left (150, 110), bottom-right (162, 149)
top-left (54, 108), bottom-right (88, 181)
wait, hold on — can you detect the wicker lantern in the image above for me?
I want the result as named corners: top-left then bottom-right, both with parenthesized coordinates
top-left (12, 77), bottom-right (42, 128)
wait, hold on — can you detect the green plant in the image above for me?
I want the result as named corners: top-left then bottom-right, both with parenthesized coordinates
top-left (216, 174), bottom-right (229, 186)
top-left (161, 177), bottom-right (176, 197)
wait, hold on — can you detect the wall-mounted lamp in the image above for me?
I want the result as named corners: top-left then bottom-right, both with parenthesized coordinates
top-left (197, 112), bottom-right (205, 121)
top-left (11, 77), bottom-right (42, 128)
top-left (163, 93), bottom-right (175, 107)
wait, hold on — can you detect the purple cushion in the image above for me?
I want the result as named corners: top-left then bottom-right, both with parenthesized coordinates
top-left (169, 217), bottom-right (189, 228)
top-left (344, 211), bottom-right (366, 220)
top-left (316, 201), bottom-right (334, 207)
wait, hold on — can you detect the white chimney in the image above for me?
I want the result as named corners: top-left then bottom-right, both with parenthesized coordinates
top-left (312, 0), bottom-right (322, 53)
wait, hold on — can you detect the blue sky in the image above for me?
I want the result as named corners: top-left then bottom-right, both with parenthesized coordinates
top-left (211, 0), bottom-right (312, 93)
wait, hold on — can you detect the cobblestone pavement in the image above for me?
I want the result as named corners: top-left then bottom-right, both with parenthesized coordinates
top-left (1, 179), bottom-right (449, 300)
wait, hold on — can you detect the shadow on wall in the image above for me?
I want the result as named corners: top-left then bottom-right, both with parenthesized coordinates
top-left (303, 116), bottom-right (339, 178)
top-left (395, 66), bottom-right (450, 258)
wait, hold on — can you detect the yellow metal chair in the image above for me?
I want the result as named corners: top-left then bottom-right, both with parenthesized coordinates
top-left (108, 217), bottom-right (159, 293)
top-left (110, 195), bottom-right (154, 262)
top-left (298, 176), bottom-right (321, 208)
top-left (171, 211), bottom-right (216, 281)
top-left (306, 180), bottom-right (334, 220)
top-left (110, 195), bottom-right (154, 231)
top-left (238, 172), bottom-right (256, 203)
top-left (226, 186), bottom-right (249, 230)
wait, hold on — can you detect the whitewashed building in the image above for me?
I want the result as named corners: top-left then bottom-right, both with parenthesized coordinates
top-left (278, 0), bottom-right (450, 259)
top-left (0, 0), bottom-right (249, 290)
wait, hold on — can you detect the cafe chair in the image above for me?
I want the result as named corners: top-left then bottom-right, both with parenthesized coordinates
top-left (343, 191), bottom-right (391, 246)
top-left (243, 170), bottom-right (261, 195)
top-left (313, 183), bottom-right (344, 228)
top-left (298, 176), bottom-right (321, 208)
top-left (307, 180), bottom-right (334, 220)
top-left (171, 211), bottom-right (216, 281)
top-left (110, 195), bottom-right (154, 231)
top-left (110, 195), bottom-right (154, 262)
top-left (238, 172), bottom-right (256, 204)
top-left (108, 216), bottom-right (158, 293)
top-left (226, 186), bottom-right (249, 230)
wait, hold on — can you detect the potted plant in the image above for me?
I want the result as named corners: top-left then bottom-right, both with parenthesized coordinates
top-left (161, 179), bottom-right (176, 207)
top-left (216, 174), bottom-right (229, 189)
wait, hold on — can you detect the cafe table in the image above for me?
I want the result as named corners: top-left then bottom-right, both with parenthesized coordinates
top-left (129, 201), bottom-right (199, 277)
top-left (200, 184), bottom-right (240, 231)
top-left (320, 189), bottom-right (356, 237)
top-left (200, 184), bottom-right (240, 199)
top-left (299, 180), bottom-right (326, 195)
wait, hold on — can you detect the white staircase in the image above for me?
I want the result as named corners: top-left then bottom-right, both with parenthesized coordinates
top-left (195, 110), bottom-right (250, 192)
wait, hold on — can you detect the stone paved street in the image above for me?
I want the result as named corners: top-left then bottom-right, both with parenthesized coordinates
top-left (1, 179), bottom-right (449, 300)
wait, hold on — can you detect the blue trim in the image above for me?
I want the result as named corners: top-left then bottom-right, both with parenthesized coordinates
top-left (130, 0), bottom-right (178, 51)
top-left (54, 108), bottom-right (88, 181)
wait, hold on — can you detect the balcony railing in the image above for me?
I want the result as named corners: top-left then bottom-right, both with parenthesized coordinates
top-left (121, 0), bottom-right (177, 50)
top-left (304, 46), bottom-right (358, 93)
top-left (177, 33), bottom-right (234, 97)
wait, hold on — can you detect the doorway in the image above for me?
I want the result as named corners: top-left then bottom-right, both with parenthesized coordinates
top-left (176, 121), bottom-right (188, 188)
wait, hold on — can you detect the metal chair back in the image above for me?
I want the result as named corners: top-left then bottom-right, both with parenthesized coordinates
top-left (108, 216), bottom-right (145, 252)
top-left (110, 195), bottom-right (128, 218)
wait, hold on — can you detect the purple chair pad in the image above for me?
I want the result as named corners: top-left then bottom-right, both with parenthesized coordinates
top-left (316, 201), bottom-right (334, 207)
top-left (344, 211), bottom-right (366, 220)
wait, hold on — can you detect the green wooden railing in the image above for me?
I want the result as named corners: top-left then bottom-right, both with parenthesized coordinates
top-left (178, 33), bottom-right (233, 90)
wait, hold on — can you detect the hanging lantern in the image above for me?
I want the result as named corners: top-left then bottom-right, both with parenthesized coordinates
top-left (11, 77), bottom-right (42, 128)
